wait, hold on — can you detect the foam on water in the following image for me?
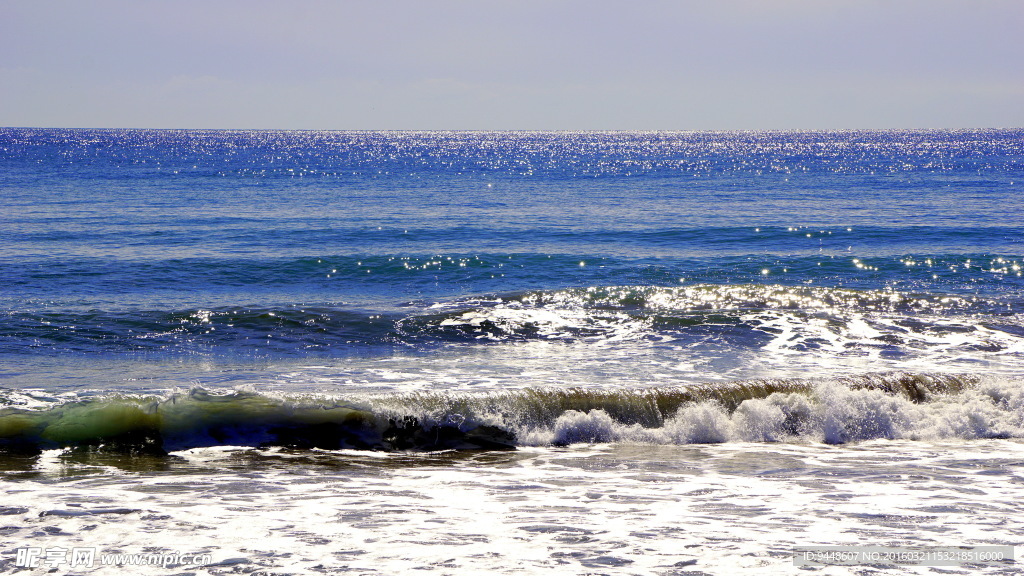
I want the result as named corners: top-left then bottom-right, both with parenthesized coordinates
top-left (3, 440), bottom-right (1022, 575)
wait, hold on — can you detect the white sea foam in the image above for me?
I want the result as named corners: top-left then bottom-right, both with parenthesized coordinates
top-left (4, 440), bottom-right (1023, 575)
top-left (515, 378), bottom-right (1024, 447)
top-left (422, 285), bottom-right (1024, 387)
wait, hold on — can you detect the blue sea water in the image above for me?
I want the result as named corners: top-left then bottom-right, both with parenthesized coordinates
top-left (2, 128), bottom-right (1024, 574)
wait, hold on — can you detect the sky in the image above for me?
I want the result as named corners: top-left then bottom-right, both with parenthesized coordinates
top-left (1, 0), bottom-right (1022, 130)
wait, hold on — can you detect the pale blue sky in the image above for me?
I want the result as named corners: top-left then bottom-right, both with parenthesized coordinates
top-left (1, 0), bottom-right (1022, 129)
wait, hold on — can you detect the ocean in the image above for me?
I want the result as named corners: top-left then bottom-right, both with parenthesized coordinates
top-left (1, 128), bottom-right (1023, 574)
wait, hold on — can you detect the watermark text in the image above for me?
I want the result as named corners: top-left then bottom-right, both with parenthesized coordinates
top-left (13, 547), bottom-right (213, 569)
top-left (794, 545), bottom-right (1015, 567)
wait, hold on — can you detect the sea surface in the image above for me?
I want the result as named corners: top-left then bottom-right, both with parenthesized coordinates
top-left (1, 128), bottom-right (1023, 574)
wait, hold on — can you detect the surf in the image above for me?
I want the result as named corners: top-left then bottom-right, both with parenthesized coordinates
top-left (3, 372), bottom-right (1018, 456)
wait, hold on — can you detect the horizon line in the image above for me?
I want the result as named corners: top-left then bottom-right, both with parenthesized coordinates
top-left (2, 126), bottom-right (1022, 133)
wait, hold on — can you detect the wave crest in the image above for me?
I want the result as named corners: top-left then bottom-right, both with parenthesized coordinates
top-left (3, 373), bottom-right (1018, 456)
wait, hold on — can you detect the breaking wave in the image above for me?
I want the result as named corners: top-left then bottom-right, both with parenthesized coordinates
top-left (3, 373), bottom-right (1022, 456)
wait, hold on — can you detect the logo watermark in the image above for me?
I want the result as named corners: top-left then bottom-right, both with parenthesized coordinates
top-left (13, 547), bottom-right (213, 569)
top-left (794, 545), bottom-right (1015, 567)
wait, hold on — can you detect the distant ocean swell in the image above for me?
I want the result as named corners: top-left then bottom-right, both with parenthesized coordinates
top-left (4, 284), bottom-right (1022, 358)
top-left (3, 373), bottom-right (1022, 455)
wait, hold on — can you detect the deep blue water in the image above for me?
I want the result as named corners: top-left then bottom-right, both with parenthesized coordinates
top-left (3, 129), bottom-right (1023, 356)
top-left (1, 128), bottom-right (1024, 450)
